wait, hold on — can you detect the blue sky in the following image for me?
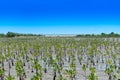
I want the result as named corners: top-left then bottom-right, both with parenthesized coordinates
top-left (0, 0), bottom-right (120, 34)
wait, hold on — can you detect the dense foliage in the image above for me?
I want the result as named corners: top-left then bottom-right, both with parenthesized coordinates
top-left (76, 32), bottom-right (120, 37)
top-left (0, 32), bottom-right (43, 37)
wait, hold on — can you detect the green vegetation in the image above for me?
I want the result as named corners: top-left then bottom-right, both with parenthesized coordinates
top-left (0, 32), bottom-right (43, 37)
top-left (0, 31), bottom-right (120, 38)
top-left (0, 35), bottom-right (120, 80)
top-left (76, 32), bottom-right (120, 37)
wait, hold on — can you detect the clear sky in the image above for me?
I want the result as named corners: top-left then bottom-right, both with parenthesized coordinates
top-left (0, 0), bottom-right (120, 34)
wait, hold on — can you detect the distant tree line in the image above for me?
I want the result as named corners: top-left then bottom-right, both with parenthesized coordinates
top-left (76, 32), bottom-right (120, 37)
top-left (0, 32), bottom-right (120, 38)
top-left (0, 32), bottom-right (43, 37)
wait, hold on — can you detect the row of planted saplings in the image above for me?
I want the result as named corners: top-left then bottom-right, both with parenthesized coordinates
top-left (0, 38), bottom-right (120, 80)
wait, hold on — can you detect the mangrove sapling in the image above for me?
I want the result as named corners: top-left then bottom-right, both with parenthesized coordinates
top-left (15, 60), bottom-right (26, 80)
top-left (50, 59), bottom-right (58, 80)
top-left (64, 69), bottom-right (77, 80)
top-left (105, 65), bottom-right (116, 80)
top-left (42, 57), bottom-right (48, 73)
top-left (116, 67), bottom-right (120, 79)
top-left (66, 55), bottom-right (77, 80)
top-left (5, 75), bottom-right (15, 80)
top-left (105, 59), bottom-right (112, 69)
top-left (29, 58), bottom-right (34, 73)
top-left (78, 56), bottom-right (82, 65)
top-left (82, 64), bottom-right (87, 80)
top-left (58, 74), bottom-right (64, 80)
top-left (31, 72), bottom-right (43, 80)
top-left (88, 67), bottom-right (98, 80)
top-left (56, 52), bottom-right (63, 75)
top-left (7, 53), bottom-right (13, 76)
top-left (44, 52), bottom-right (52, 72)
top-left (0, 54), bottom-right (6, 71)
top-left (31, 75), bottom-right (38, 80)
top-left (0, 67), bottom-right (5, 80)
top-left (111, 54), bottom-right (117, 70)
top-left (33, 59), bottom-right (39, 74)
top-left (32, 58), bottom-right (43, 80)
top-left (11, 58), bottom-right (14, 66)
top-left (53, 70), bottom-right (56, 80)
